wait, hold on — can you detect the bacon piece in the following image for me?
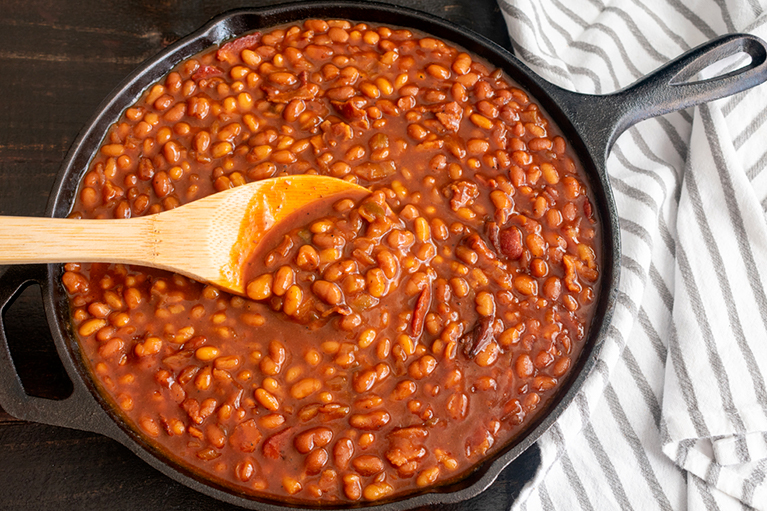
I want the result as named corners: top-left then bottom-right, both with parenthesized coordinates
top-left (262, 83), bottom-right (319, 103)
top-left (262, 427), bottom-right (293, 460)
top-left (487, 221), bottom-right (501, 253)
top-left (460, 315), bottom-right (496, 358)
top-left (230, 419), bottom-right (262, 453)
top-left (191, 65), bottom-right (223, 81)
top-left (447, 181), bottom-right (479, 211)
top-left (465, 233), bottom-right (496, 261)
top-left (332, 99), bottom-right (368, 124)
top-left (410, 285), bottom-right (431, 338)
top-left (434, 101), bottom-right (463, 132)
top-left (385, 426), bottom-right (428, 477)
top-left (216, 33), bottom-right (262, 62)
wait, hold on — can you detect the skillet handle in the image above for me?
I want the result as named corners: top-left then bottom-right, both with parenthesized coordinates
top-left (613, 33), bottom-right (767, 133)
top-left (555, 33), bottom-right (767, 162)
top-left (0, 265), bottom-right (103, 433)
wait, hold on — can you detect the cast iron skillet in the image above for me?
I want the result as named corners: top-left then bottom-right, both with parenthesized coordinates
top-left (1, 1), bottom-right (766, 509)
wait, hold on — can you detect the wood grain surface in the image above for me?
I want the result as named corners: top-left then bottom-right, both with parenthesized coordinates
top-left (0, 1), bottom-right (540, 509)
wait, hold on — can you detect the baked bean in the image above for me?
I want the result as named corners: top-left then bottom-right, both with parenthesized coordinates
top-left (515, 354), bottom-right (534, 379)
top-left (350, 410), bottom-right (390, 430)
top-left (272, 266), bottom-right (294, 296)
top-left (552, 357), bottom-right (571, 377)
top-left (79, 318), bottom-right (107, 337)
top-left (290, 378), bottom-right (321, 399)
top-left (255, 388), bottom-right (280, 411)
top-left (363, 482), bottom-right (393, 501)
top-left (333, 438), bottom-right (355, 470)
top-left (417, 466), bottom-right (440, 487)
top-left (514, 275), bottom-right (538, 296)
top-left (408, 356), bottom-right (436, 380)
top-left (352, 455), bottom-right (384, 476)
top-left (343, 474), bottom-right (362, 500)
top-left (312, 280), bottom-right (343, 305)
top-left (295, 427), bottom-right (333, 454)
top-left (305, 448), bottom-right (329, 474)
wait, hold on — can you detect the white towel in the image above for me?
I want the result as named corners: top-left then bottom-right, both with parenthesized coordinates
top-left (497, 0), bottom-right (767, 509)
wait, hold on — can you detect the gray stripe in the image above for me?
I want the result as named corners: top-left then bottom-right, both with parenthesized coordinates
top-left (550, 425), bottom-right (596, 511)
top-left (762, 195), bottom-right (767, 213)
top-left (501, 32), bottom-right (573, 82)
top-left (731, 434), bottom-right (752, 464)
top-left (575, 393), bottom-right (635, 511)
top-left (745, 10), bottom-right (767, 32)
top-left (746, 147), bottom-right (767, 181)
top-left (658, 216), bottom-right (677, 259)
top-left (692, 473), bottom-right (722, 511)
top-left (606, 326), bottom-right (626, 354)
top-left (616, 289), bottom-right (637, 314)
top-left (705, 462), bottom-right (721, 486)
top-left (747, 0), bottom-right (764, 17)
top-left (660, 417), bottom-right (672, 446)
top-left (649, 264), bottom-right (674, 314)
top-left (654, 116), bottom-right (690, 161)
top-left (621, 343), bottom-right (664, 429)
top-left (612, 178), bottom-right (659, 211)
top-left (676, 242), bottom-right (747, 434)
top-left (612, 143), bottom-right (670, 196)
top-left (602, 7), bottom-right (673, 62)
top-left (666, 0), bottom-right (718, 39)
top-left (711, 0), bottom-right (736, 33)
top-left (498, 0), bottom-right (560, 62)
top-left (722, 90), bottom-right (751, 118)
top-left (733, 101), bottom-right (767, 151)
top-left (677, 439), bottom-right (696, 466)
top-left (742, 459), bottom-right (767, 505)
top-left (638, 304), bottom-right (669, 362)
top-left (590, 23), bottom-right (644, 78)
top-left (539, 481), bottom-right (556, 511)
top-left (621, 254), bottom-right (646, 282)
top-left (571, 39), bottom-right (622, 88)
top-left (603, 384), bottom-right (675, 510)
top-left (628, 0), bottom-right (691, 52)
top-left (551, 0), bottom-right (589, 29)
top-left (627, 127), bottom-right (686, 183)
top-left (620, 217), bottom-right (653, 246)
top-left (700, 105), bottom-right (767, 421)
top-left (667, 319), bottom-right (711, 438)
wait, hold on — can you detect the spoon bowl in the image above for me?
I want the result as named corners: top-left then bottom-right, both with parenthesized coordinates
top-left (0, 175), bottom-right (369, 295)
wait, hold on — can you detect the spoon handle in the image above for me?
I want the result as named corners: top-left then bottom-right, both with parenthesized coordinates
top-left (0, 216), bottom-right (155, 266)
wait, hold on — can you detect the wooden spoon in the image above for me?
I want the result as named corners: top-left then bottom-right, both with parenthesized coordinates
top-left (0, 175), bottom-right (369, 296)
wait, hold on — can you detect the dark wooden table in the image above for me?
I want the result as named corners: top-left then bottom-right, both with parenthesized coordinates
top-left (0, 1), bottom-right (540, 509)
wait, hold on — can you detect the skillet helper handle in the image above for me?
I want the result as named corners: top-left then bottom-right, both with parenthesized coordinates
top-left (608, 33), bottom-right (767, 145)
top-left (0, 265), bottom-right (102, 433)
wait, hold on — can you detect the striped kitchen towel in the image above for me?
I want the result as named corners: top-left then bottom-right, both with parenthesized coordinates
top-left (497, 0), bottom-right (767, 509)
